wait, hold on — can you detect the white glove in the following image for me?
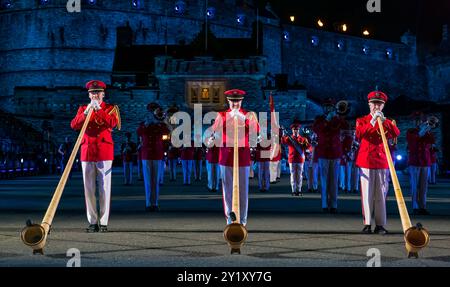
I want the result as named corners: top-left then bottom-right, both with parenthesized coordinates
top-left (230, 109), bottom-right (246, 121)
top-left (84, 103), bottom-right (93, 115)
top-left (91, 100), bottom-right (101, 111)
top-left (370, 111), bottom-right (385, 127)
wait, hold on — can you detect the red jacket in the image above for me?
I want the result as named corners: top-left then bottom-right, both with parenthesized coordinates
top-left (312, 115), bottom-right (349, 159)
top-left (407, 128), bottom-right (435, 167)
top-left (281, 135), bottom-right (310, 163)
top-left (355, 114), bottom-right (400, 169)
top-left (194, 147), bottom-right (204, 160)
top-left (205, 146), bottom-right (219, 164)
top-left (70, 102), bottom-right (119, 162)
top-left (137, 122), bottom-right (170, 160)
top-left (211, 108), bottom-right (259, 167)
top-left (180, 142), bottom-right (195, 160)
top-left (255, 143), bottom-right (271, 162)
top-left (167, 146), bottom-right (179, 160)
top-left (270, 145), bottom-right (282, 162)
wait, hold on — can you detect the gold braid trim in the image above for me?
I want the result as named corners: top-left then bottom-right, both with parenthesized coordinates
top-left (108, 105), bottom-right (121, 130)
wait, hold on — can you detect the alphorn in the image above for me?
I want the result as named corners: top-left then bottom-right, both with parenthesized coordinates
top-left (21, 108), bottom-right (94, 254)
top-left (377, 117), bottom-right (430, 258)
top-left (223, 116), bottom-right (248, 254)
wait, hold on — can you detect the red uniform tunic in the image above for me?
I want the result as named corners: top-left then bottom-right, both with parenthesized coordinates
top-left (205, 146), bottom-right (219, 164)
top-left (167, 146), bottom-right (180, 160)
top-left (211, 108), bottom-right (259, 167)
top-left (180, 144), bottom-right (195, 160)
top-left (194, 147), bottom-right (204, 160)
top-left (137, 122), bottom-right (170, 161)
top-left (312, 115), bottom-right (349, 159)
top-left (270, 146), bottom-right (282, 162)
top-left (355, 114), bottom-right (400, 169)
top-left (70, 102), bottom-right (119, 162)
top-left (406, 128), bottom-right (435, 167)
top-left (281, 135), bottom-right (310, 163)
top-left (255, 144), bottom-right (271, 162)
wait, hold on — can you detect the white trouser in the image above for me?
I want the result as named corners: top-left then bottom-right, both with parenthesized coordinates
top-left (194, 159), bottom-right (203, 180)
top-left (350, 163), bottom-right (360, 191)
top-left (168, 159), bottom-right (177, 180)
top-left (206, 161), bottom-right (220, 190)
top-left (143, 160), bottom-right (160, 207)
top-left (220, 165), bottom-right (250, 225)
top-left (258, 161), bottom-right (270, 190)
top-left (159, 160), bottom-right (165, 184)
top-left (123, 161), bottom-right (133, 184)
top-left (318, 158), bottom-right (340, 209)
top-left (270, 161), bottom-right (280, 182)
top-left (289, 162), bottom-right (304, 193)
top-left (182, 160), bottom-right (193, 184)
top-left (409, 166), bottom-right (429, 209)
top-left (82, 161), bottom-right (112, 226)
top-left (428, 163), bottom-right (437, 184)
top-left (360, 168), bottom-right (388, 226)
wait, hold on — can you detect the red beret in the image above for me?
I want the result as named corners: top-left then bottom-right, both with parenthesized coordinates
top-left (224, 89), bottom-right (246, 101)
top-left (85, 80), bottom-right (106, 92)
top-left (290, 119), bottom-right (301, 129)
top-left (368, 91), bottom-right (388, 103)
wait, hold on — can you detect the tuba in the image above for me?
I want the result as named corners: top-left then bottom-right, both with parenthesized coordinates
top-left (425, 115), bottom-right (439, 129)
top-left (223, 115), bottom-right (248, 254)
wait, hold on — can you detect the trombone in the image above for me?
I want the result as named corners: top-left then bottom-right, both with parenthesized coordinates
top-left (20, 108), bottom-right (94, 254)
top-left (377, 118), bottom-right (430, 258)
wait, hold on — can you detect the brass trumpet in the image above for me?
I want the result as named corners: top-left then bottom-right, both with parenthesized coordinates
top-left (223, 116), bottom-right (248, 254)
top-left (377, 118), bottom-right (429, 258)
top-left (21, 108), bottom-right (94, 254)
top-left (335, 100), bottom-right (350, 115)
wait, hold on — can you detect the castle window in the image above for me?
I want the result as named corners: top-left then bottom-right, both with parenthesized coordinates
top-left (187, 81), bottom-right (225, 109)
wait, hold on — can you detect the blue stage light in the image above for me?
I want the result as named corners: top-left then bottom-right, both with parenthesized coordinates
top-left (174, 0), bottom-right (186, 14)
top-left (132, 0), bottom-right (140, 8)
top-left (396, 155), bottom-right (402, 161)
top-left (236, 14), bottom-right (245, 25)
top-left (88, 0), bottom-right (96, 5)
top-left (206, 7), bottom-right (215, 18)
top-left (363, 46), bottom-right (369, 54)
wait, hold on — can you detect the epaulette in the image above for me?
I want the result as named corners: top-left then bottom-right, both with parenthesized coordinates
top-left (108, 104), bottom-right (121, 130)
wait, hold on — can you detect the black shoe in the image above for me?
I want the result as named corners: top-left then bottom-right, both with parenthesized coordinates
top-left (294, 192), bottom-right (300, 196)
top-left (86, 224), bottom-right (99, 233)
top-left (362, 225), bottom-right (372, 234)
top-left (352, 190), bottom-right (358, 194)
top-left (413, 209), bottom-right (419, 215)
top-left (322, 208), bottom-right (329, 213)
top-left (374, 225), bottom-right (388, 235)
top-left (329, 208), bottom-right (337, 214)
top-left (419, 208), bottom-right (430, 215)
top-left (99, 225), bottom-right (108, 232)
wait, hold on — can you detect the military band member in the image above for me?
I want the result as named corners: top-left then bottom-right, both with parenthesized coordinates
top-left (167, 144), bottom-right (179, 181)
top-left (255, 140), bottom-right (271, 192)
top-left (70, 80), bottom-right (120, 233)
top-left (137, 103), bottom-right (170, 212)
top-left (407, 113), bottom-right (435, 215)
top-left (339, 131), bottom-right (353, 193)
top-left (205, 143), bottom-right (220, 192)
top-left (210, 89), bottom-right (259, 226)
top-left (181, 141), bottom-right (195, 185)
top-left (121, 132), bottom-right (137, 185)
top-left (58, 136), bottom-right (73, 179)
top-left (269, 139), bottom-right (282, 184)
top-left (313, 98), bottom-right (349, 213)
top-left (356, 91), bottom-right (400, 234)
top-left (282, 121), bottom-right (310, 196)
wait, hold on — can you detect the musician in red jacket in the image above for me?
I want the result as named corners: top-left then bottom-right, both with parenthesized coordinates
top-left (210, 89), bottom-right (259, 226)
top-left (407, 113), bottom-right (436, 215)
top-left (356, 91), bottom-right (400, 234)
top-left (137, 103), bottom-right (170, 212)
top-left (312, 98), bottom-right (349, 213)
top-left (70, 80), bottom-right (120, 233)
top-left (282, 121), bottom-right (310, 196)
